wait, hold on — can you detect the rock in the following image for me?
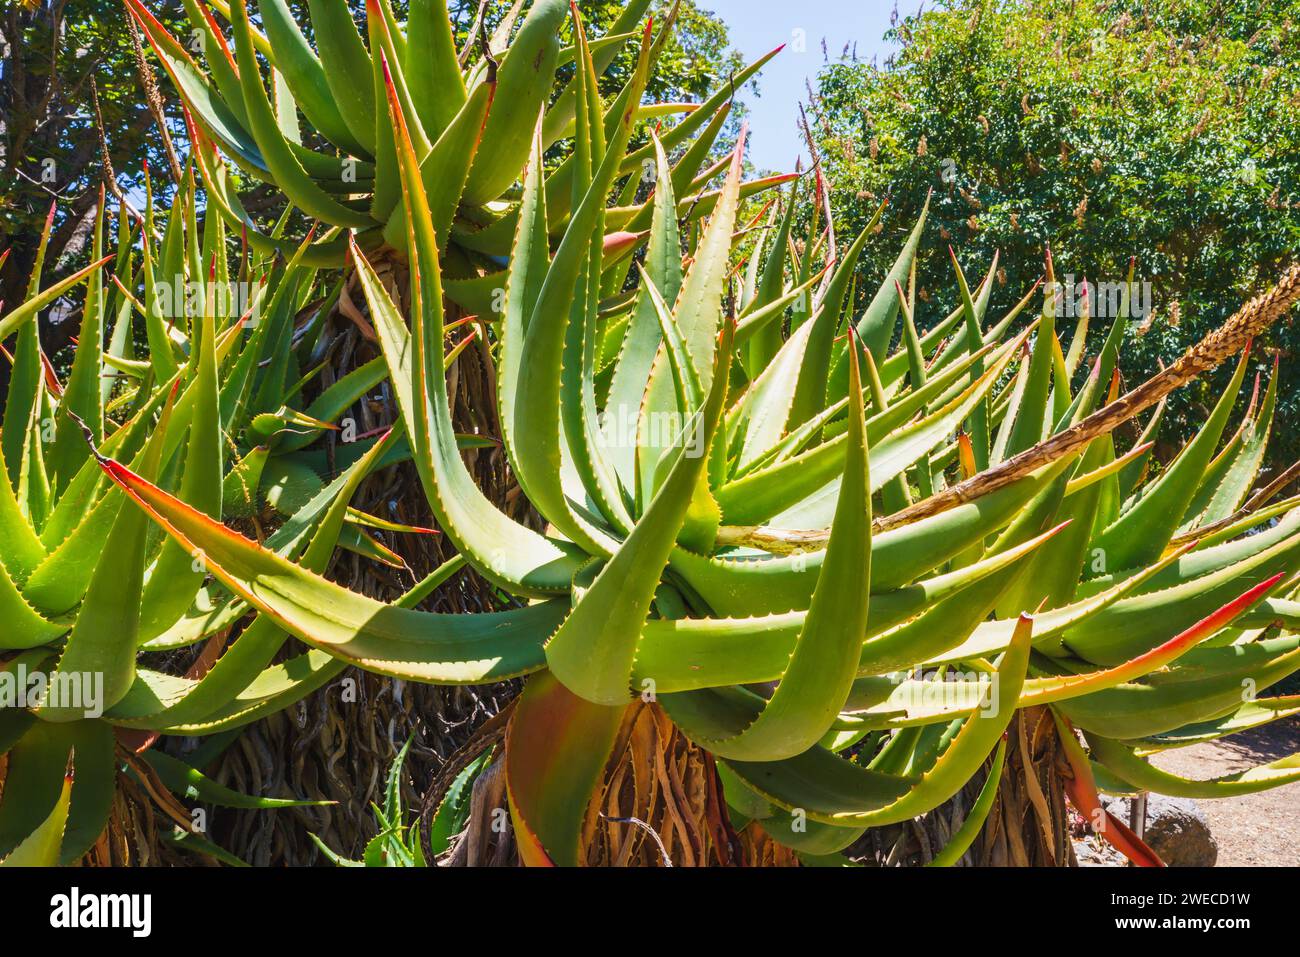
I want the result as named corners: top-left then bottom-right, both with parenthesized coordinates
top-left (1082, 794), bottom-right (1218, 867)
top-left (1142, 795), bottom-right (1218, 867)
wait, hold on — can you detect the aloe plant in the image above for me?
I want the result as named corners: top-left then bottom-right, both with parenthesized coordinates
top-left (124, 0), bottom-right (790, 318)
top-left (310, 736), bottom-right (489, 866)
top-left (81, 0), bottom-right (1300, 868)
top-left (0, 172), bottom-right (452, 863)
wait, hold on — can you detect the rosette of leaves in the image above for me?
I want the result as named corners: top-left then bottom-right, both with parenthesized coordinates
top-left (0, 171), bottom-right (457, 864)
top-left (309, 736), bottom-right (488, 866)
top-left (94, 11), bottom-right (1300, 867)
top-left (123, 0), bottom-right (789, 319)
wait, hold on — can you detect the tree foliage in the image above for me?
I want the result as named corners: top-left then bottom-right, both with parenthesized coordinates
top-left (811, 0), bottom-right (1300, 466)
top-left (0, 0), bottom-right (187, 318)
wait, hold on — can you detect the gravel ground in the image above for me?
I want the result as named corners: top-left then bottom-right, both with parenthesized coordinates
top-left (1148, 717), bottom-right (1300, 867)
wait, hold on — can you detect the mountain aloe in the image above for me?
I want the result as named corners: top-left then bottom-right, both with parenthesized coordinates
top-left (6, 0), bottom-right (1297, 867)
top-left (0, 176), bottom-right (436, 864)
top-left (125, 0), bottom-right (790, 319)
top-left (80, 0), bottom-right (1300, 868)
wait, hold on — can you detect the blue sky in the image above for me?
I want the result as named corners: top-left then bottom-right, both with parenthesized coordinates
top-left (699, 0), bottom-right (922, 172)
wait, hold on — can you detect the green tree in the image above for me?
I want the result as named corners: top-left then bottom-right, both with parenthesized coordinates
top-left (810, 0), bottom-right (1300, 469)
top-left (1, 0), bottom-right (188, 336)
top-left (0, 0), bottom-right (215, 442)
